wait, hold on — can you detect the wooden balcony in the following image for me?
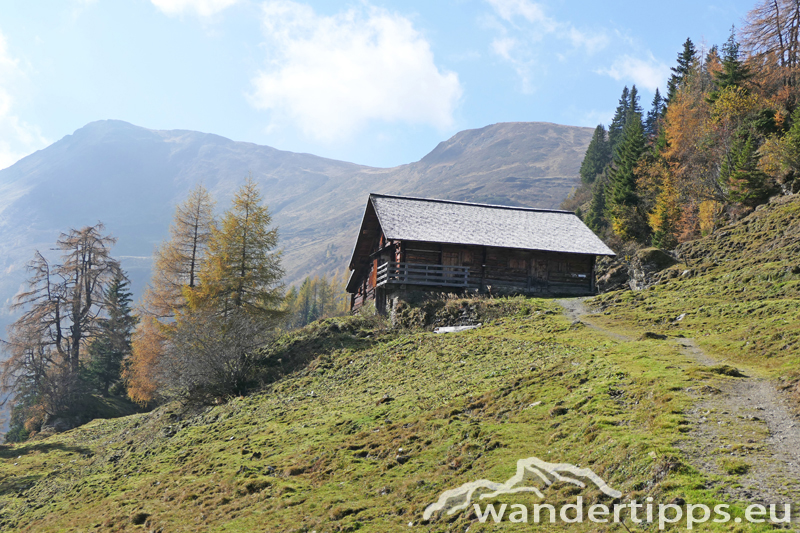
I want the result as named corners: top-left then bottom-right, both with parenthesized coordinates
top-left (376, 262), bottom-right (469, 288)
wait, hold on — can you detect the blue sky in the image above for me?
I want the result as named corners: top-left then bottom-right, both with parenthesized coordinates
top-left (0, 0), bottom-right (755, 169)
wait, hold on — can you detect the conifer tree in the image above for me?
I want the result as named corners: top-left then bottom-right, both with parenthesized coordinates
top-left (584, 175), bottom-right (608, 233)
top-left (189, 177), bottom-right (284, 318)
top-left (666, 38), bottom-right (697, 103)
top-left (296, 277), bottom-right (315, 325)
top-left (281, 285), bottom-right (300, 328)
top-left (281, 273), bottom-right (350, 330)
top-left (317, 275), bottom-right (335, 318)
top-left (127, 185), bottom-right (215, 405)
top-left (645, 89), bottom-right (665, 139)
top-left (2, 224), bottom-right (120, 422)
top-left (628, 85), bottom-right (643, 118)
top-left (144, 184), bottom-right (215, 319)
top-left (743, 0), bottom-right (800, 70)
top-left (699, 45), bottom-right (720, 93)
top-left (608, 112), bottom-right (649, 241)
top-left (579, 125), bottom-right (611, 184)
top-left (87, 272), bottom-right (138, 396)
top-left (720, 130), bottom-right (775, 206)
top-left (709, 28), bottom-right (752, 102)
top-left (705, 45), bottom-right (719, 65)
top-left (779, 107), bottom-right (800, 182)
top-left (649, 175), bottom-right (681, 249)
top-left (609, 86), bottom-right (630, 153)
top-left (123, 317), bottom-right (165, 405)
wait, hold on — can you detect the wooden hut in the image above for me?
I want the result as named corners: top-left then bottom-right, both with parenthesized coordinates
top-left (346, 194), bottom-right (615, 312)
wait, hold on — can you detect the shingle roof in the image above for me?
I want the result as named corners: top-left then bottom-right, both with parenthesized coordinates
top-left (369, 194), bottom-right (615, 256)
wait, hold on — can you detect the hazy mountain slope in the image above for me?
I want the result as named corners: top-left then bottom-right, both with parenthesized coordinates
top-left (0, 121), bottom-right (360, 332)
top-left (0, 120), bottom-right (592, 331)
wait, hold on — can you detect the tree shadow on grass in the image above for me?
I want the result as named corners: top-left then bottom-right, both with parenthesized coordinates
top-left (0, 442), bottom-right (92, 498)
top-left (258, 321), bottom-right (382, 387)
top-left (0, 441), bottom-right (91, 460)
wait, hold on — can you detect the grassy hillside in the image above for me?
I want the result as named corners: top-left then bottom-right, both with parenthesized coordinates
top-left (2, 195), bottom-right (799, 532)
top-left (0, 302), bottom-right (785, 532)
top-left (593, 194), bottom-right (800, 402)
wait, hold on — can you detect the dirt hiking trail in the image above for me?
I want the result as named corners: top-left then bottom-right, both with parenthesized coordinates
top-left (558, 297), bottom-right (800, 527)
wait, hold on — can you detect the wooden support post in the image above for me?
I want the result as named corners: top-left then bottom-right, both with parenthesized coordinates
top-left (480, 247), bottom-right (488, 291)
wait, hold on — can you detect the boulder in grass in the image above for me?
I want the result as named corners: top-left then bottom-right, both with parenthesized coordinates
top-left (629, 248), bottom-right (677, 291)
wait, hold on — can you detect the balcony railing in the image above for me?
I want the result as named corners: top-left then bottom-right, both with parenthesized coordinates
top-left (376, 262), bottom-right (469, 288)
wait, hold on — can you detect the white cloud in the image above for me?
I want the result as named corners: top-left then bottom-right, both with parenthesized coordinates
top-left (0, 33), bottom-right (48, 171)
top-left (249, 1), bottom-right (462, 142)
top-left (596, 53), bottom-right (670, 92)
top-left (150, 0), bottom-right (239, 17)
top-left (573, 108), bottom-right (615, 128)
top-left (486, 0), bottom-right (608, 53)
top-left (488, 0), bottom-right (556, 30)
top-left (491, 37), bottom-right (517, 61)
top-left (484, 0), bottom-right (608, 90)
top-left (491, 36), bottom-right (536, 93)
top-left (567, 27), bottom-right (609, 55)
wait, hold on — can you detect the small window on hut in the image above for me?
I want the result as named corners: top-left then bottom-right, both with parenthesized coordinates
top-left (406, 250), bottom-right (440, 264)
top-left (509, 258), bottom-right (526, 270)
top-left (461, 250), bottom-right (473, 266)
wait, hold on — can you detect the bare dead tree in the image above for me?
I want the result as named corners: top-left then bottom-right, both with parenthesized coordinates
top-left (1, 223), bottom-right (120, 417)
top-left (742, 0), bottom-right (800, 69)
top-left (742, 0), bottom-right (800, 101)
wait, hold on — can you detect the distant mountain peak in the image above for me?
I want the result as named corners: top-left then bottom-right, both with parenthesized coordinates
top-left (419, 121), bottom-right (592, 167)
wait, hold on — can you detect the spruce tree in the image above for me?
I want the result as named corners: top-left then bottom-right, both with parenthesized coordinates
top-left (628, 85), bottom-right (643, 119)
top-left (87, 272), bottom-right (138, 396)
top-left (608, 86), bottom-right (630, 153)
top-left (579, 125), bottom-right (611, 184)
top-left (720, 130), bottom-right (775, 207)
top-left (666, 38), bottom-right (697, 103)
top-left (584, 175), bottom-right (608, 233)
top-left (645, 89), bottom-right (664, 139)
top-left (709, 28), bottom-right (752, 102)
top-left (609, 117), bottom-right (645, 208)
top-left (718, 28), bottom-right (752, 88)
top-left (608, 112), bottom-right (648, 240)
top-left (610, 86), bottom-right (644, 155)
